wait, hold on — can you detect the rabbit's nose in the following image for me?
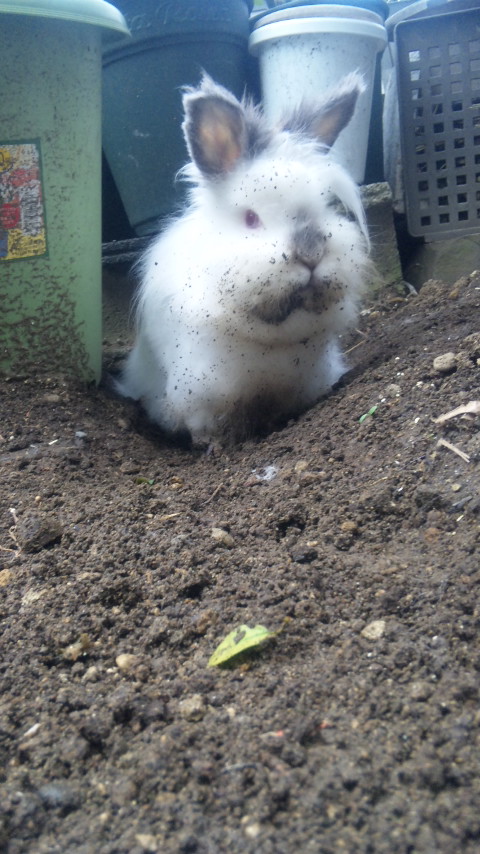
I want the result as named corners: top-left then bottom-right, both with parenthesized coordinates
top-left (293, 251), bottom-right (320, 272)
top-left (292, 221), bottom-right (326, 271)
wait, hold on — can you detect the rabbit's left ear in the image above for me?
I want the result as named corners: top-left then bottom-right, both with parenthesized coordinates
top-left (183, 78), bottom-right (248, 177)
top-left (283, 72), bottom-right (366, 148)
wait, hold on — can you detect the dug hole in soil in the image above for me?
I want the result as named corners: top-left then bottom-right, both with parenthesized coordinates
top-left (1, 274), bottom-right (480, 853)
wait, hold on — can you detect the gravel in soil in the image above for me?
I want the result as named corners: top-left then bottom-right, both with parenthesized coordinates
top-left (1, 274), bottom-right (480, 853)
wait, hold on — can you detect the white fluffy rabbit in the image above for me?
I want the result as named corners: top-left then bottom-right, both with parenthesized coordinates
top-left (117, 74), bottom-right (372, 444)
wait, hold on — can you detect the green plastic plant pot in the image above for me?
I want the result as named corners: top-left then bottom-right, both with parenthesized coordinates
top-left (0, 0), bottom-right (129, 382)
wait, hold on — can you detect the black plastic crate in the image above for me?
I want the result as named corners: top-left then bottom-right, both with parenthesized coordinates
top-left (396, 7), bottom-right (480, 239)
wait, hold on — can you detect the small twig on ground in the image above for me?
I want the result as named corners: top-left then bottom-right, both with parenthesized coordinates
top-left (0, 510), bottom-right (22, 558)
top-left (0, 542), bottom-right (19, 556)
top-left (344, 328), bottom-right (368, 356)
top-left (156, 512), bottom-right (181, 522)
top-left (437, 437), bottom-right (470, 463)
top-left (433, 400), bottom-right (480, 425)
top-left (202, 483), bottom-right (224, 505)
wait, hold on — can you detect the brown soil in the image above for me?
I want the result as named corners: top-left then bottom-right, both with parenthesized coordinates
top-left (1, 274), bottom-right (480, 854)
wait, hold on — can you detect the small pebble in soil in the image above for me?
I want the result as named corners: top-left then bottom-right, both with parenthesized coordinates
top-left (178, 694), bottom-right (207, 721)
top-left (16, 512), bottom-right (63, 553)
top-left (433, 352), bottom-right (457, 373)
top-left (340, 520), bottom-right (358, 534)
top-left (361, 619), bottom-right (386, 640)
top-left (135, 834), bottom-right (158, 852)
top-left (409, 680), bottom-right (434, 701)
top-left (83, 665), bottom-right (100, 683)
top-left (22, 722), bottom-right (41, 739)
top-left (242, 819), bottom-right (262, 840)
top-left (290, 547), bottom-right (318, 564)
top-left (424, 527), bottom-right (441, 544)
top-left (193, 609), bottom-right (217, 635)
top-left (0, 568), bottom-right (13, 586)
top-left (63, 633), bottom-right (91, 662)
top-left (116, 653), bottom-right (139, 674)
top-left (37, 782), bottom-right (79, 811)
top-left (211, 527), bottom-right (235, 548)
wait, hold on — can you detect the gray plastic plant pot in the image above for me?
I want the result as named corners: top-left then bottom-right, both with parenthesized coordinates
top-left (102, 0), bottom-right (254, 237)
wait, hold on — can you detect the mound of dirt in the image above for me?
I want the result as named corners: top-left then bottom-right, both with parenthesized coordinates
top-left (1, 274), bottom-right (479, 853)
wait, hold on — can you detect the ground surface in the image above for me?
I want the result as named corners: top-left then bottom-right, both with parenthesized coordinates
top-left (1, 274), bottom-right (480, 854)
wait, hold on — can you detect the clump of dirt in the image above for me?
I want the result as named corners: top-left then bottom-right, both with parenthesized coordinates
top-left (1, 274), bottom-right (479, 853)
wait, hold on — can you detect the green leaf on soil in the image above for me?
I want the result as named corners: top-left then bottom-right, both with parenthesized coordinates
top-left (359, 405), bottom-right (378, 423)
top-left (208, 624), bottom-right (276, 667)
top-left (136, 476), bottom-right (155, 485)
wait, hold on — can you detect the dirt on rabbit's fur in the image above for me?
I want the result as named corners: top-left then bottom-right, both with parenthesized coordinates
top-left (1, 274), bottom-right (480, 854)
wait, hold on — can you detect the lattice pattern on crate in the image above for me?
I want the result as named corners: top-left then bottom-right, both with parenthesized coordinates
top-left (396, 9), bottom-right (480, 240)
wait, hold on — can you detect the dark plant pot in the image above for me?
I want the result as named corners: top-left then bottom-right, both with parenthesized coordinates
top-left (103, 0), bottom-right (253, 237)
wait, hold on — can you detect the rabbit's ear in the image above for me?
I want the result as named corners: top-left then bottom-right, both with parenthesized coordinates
top-left (283, 72), bottom-right (366, 148)
top-left (183, 82), bottom-right (247, 177)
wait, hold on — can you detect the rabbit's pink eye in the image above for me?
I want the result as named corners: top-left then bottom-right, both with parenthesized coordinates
top-left (245, 209), bottom-right (261, 229)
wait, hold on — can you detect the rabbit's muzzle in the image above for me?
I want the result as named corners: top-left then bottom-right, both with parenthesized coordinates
top-left (250, 222), bottom-right (342, 325)
top-left (292, 217), bottom-right (327, 272)
top-left (250, 274), bottom-right (343, 326)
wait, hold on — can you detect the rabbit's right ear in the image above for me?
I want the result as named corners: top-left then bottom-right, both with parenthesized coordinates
top-left (282, 72), bottom-right (366, 148)
top-left (182, 79), bottom-right (248, 177)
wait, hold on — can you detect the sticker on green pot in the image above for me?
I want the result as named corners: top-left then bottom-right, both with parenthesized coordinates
top-left (0, 140), bottom-right (47, 261)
